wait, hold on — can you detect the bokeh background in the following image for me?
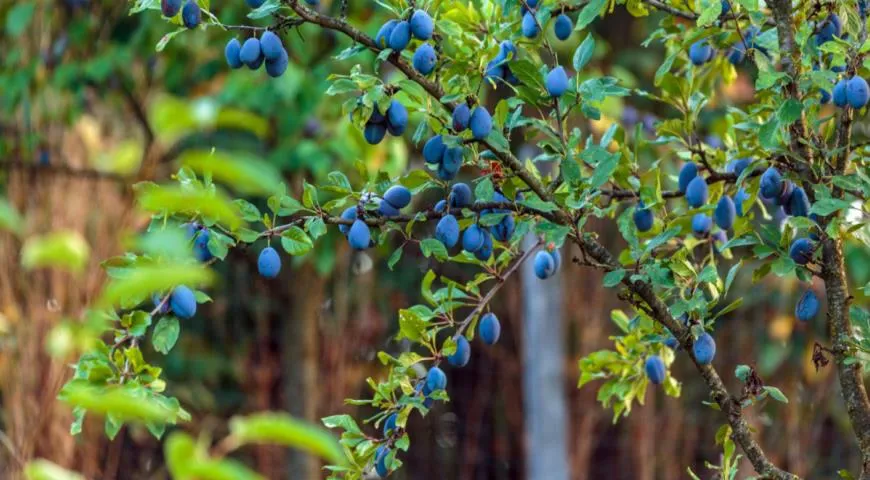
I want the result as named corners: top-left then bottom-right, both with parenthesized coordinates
top-left (2, 1), bottom-right (870, 479)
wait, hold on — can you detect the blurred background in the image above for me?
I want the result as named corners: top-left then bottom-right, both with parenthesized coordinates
top-left (1, 0), bottom-right (870, 479)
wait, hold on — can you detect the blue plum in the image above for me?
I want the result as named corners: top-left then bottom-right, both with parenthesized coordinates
top-left (375, 20), bottom-right (398, 49)
top-left (545, 66), bottom-right (569, 97)
top-left (435, 214), bottom-right (460, 248)
top-left (181, 0), bottom-right (200, 29)
top-left (448, 335), bottom-right (471, 367)
top-left (388, 21), bottom-right (411, 51)
top-left (759, 167), bottom-right (783, 200)
top-left (410, 10), bottom-right (434, 40)
top-left (384, 185), bottom-right (412, 209)
top-left (693, 333), bottom-right (716, 365)
top-left (257, 246), bottom-right (281, 278)
top-left (426, 366), bottom-right (447, 392)
top-left (554, 14), bottom-right (572, 41)
top-left (847, 76), bottom-right (870, 109)
top-left (633, 201), bottom-right (654, 232)
top-left (259, 31), bottom-right (283, 61)
top-left (685, 176), bottom-right (709, 208)
top-left (469, 106), bottom-right (492, 140)
top-left (386, 100), bottom-right (408, 136)
top-left (449, 183), bottom-right (473, 208)
top-left (645, 355), bottom-right (666, 384)
top-left (795, 289), bottom-right (820, 322)
top-left (225, 38), bottom-right (243, 69)
top-left (170, 285), bottom-right (197, 319)
top-left (348, 219), bottom-right (371, 250)
top-left (789, 237), bottom-right (814, 265)
top-left (462, 224), bottom-right (486, 252)
top-left (678, 162), bottom-right (698, 192)
top-left (452, 104), bottom-right (471, 131)
top-left (714, 195), bottom-right (736, 230)
top-left (533, 250), bottom-right (556, 279)
top-left (522, 12), bottom-right (539, 38)
top-left (479, 312), bottom-right (501, 345)
top-left (412, 43), bottom-right (437, 75)
top-left (364, 122), bottom-right (387, 145)
top-left (692, 213), bottom-right (712, 237)
top-left (423, 135), bottom-right (445, 164)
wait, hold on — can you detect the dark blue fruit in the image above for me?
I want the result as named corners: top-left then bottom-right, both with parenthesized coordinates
top-left (847, 76), bottom-right (870, 109)
top-left (789, 237), bottom-right (814, 265)
top-left (260, 31), bottom-right (283, 61)
top-left (821, 88), bottom-right (831, 105)
top-left (469, 106), bottom-right (492, 140)
top-left (435, 214), bottom-right (460, 248)
top-left (423, 135), bottom-right (445, 164)
top-left (795, 289), bottom-right (820, 322)
top-left (348, 219), bottom-right (371, 250)
top-left (440, 147), bottom-right (463, 177)
top-left (383, 413), bottom-right (397, 437)
top-left (645, 355), bottom-right (666, 385)
top-left (434, 199), bottom-right (447, 213)
top-left (364, 122), bottom-right (387, 145)
top-left (479, 313), bottom-right (501, 345)
top-left (633, 201), bottom-right (654, 232)
top-left (522, 12), bottom-right (539, 38)
top-left (692, 213), bottom-right (712, 237)
top-left (161, 0), bottom-right (182, 17)
top-left (474, 230), bottom-right (493, 261)
top-left (339, 207), bottom-right (357, 235)
top-left (388, 21), bottom-right (411, 51)
top-left (788, 187), bottom-right (810, 217)
top-left (412, 43), bottom-right (437, 75)
top-left (170, 285), bottom-right (197, 319)
top-left (726, 158), bottom-right (751, 176)
top-left (550, 249), bottom-right (561, 271)
top-left (426, 366), bottom-right (447, 392)
top-left (714, 195), bottom-right (736, 230)
top-left (720, 0), bottom-right (731, 15)
top-left (152, 293), bottom-right (170, 314)
top-left (533, 250), bottom-right (555, 279)
top-left (664, 336), bottom-right (679, 350)
top-left (375, 20), bottom-right (398, 49)
top-left (554, 14), bottom-right (572, 41)
top-left (685, 176), bottom-right (709, 208)
top-left (386, 100), bottom-right (408, 136)
top-left (265, 48), bottom-right (288, 78)
top-left (384, 185), bottom-right (411, 209)
top-left (545, 66), bottom-right (569, 97)
top-left (225, 38), bottom-right (243, 69)
top-left (689, 41), bottom-right (713, 66)
top-left (833, 79), bottom-right (849, 107)
top-left (491, 215), bottom-right (515, 242)
top-left (377, 198), bottom-right (399, 217)
top-left (759, 167), bottom-right (783, 200)
top-left (452, 104), bottom-right (471, 131)
top-left (449, 183), bottom-right (472, 208)
top-left (462, 224), bottom-right (486, 252)
top-left (409, 10), bottom-right (434, 40)
top-left (678, 162), bottom-right (698, 192)
top-left (448, 336), bottom-right (471, 367)
top-left (693, 333), bottom-right (716, 365)
top-left (240, 38), bottom-right (262, 68)
top-left (375, 446), bottom-right (389, 477)
top-left (181, 0), bottom-right (200, 29)
top-left (257, 246), bottom-right (281, 278)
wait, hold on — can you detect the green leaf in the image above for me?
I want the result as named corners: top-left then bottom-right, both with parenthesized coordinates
top-left (21, 231), bottom-right (90, 273)
top-left (734, 364), bottom-right (751, 382)
top-left (575, 0), bottom-right (607, 31)
top-left (179, 150), bottom-right (284, 197)
top-left (24, 460), bottom-right (85, 480)
top-left (811, 198), bottom-right (852, 216)
top-left (776, 99), bottom-right (803, 126)
top-left (397, 308), bottom-right (427, 342)
top-left (475, 177), bottom-right (494, 202)
top-left (136, 183), bottom-right (244, 231)
top-left (763, 386), bottom-right (788, 403)
top-left (6, 2), bottom-right (35, 37)
top-left (420, 238), bottom-right (449, 261)
top-left (696, 0), bottom-right (722, 27)
top-left (58, 380), bottom-right (183, 424)
top-left (152, 316), bottom-right (180, 354)
top-left (230, 412), bottom-right (346, 466)
top-left (573, 34), bottom-right (595, 71)
top-left (603, 269), bottom-right (625, 287)
top-left (280, 227), bottom-right (313, 256)
top-left (0, 197), bottom-right (24, 236)
top-left (234, 199), bottom-right (262, 222)
top-left (98, 263), bottom-right (213, 309)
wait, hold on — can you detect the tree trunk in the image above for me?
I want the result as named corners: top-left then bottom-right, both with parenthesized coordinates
top-left (520, 234), bottom-right (569, 480)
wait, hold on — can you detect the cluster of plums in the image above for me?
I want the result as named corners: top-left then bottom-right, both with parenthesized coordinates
top-left (225, 31), bottom-right (289, 78)
top-left (485, 41), bottom-right (520, 85)
top-left (338, 186), bottom-right (414, 251)
top-left (431, 184), bottom-right (516, 262)
top-left (533, 248), bottom-right (561, 279)
top-left (161, 0), bottom-right (200, 29)
top-left (361, 100), bottom-right (408, 145)
top-left (519, 0), bottom-right (574, 41)
top-left (374, 9), bottom-right (439, 78)
top-left (646, 329), bottom-right (717, 385)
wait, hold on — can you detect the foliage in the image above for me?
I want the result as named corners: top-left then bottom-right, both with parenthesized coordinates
top-left (3, 0), bottom-right (870, 479)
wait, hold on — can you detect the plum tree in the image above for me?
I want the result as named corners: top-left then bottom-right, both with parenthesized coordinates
top-left (64, 1), bottom-right (870, 478)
